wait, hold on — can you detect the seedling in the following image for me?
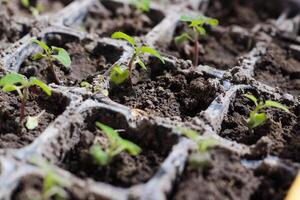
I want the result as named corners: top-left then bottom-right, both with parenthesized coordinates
top-left (243, 93), bottom-right (290, 129)
top-left (130, 0), bottom-right (150, 12)
top-left (0, 72), bottom-right (51, 125)
top-left (90, 122), bottom-right (141, 166)
top-left (21, 0), bottom-right (43, 16)
top-left (32, 38), bottom-right (71, 84)
top-left (175, 15), bottom-right (218, 66)
top-left (30, 158), bottom-right (70, 200)
top-left (111, 31), bottom-right (165, 85)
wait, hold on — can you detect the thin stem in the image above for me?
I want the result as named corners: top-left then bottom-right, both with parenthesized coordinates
top-left (128, 54), bottom-right (136, 85)
top-left (19, 88), bottom-right (28, 125)
top-left (194, 33), bottom-right (199, 67)
top-left (47, 59), bottom-right (60, 85)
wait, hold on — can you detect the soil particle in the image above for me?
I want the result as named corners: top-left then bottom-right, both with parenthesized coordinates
top-left (167, 26), bottom-right (253, 70)
top-left (173, 148), bottom-right (258, 200)
top-left (254, 42), bottom-right (300, 97)
top-left (0, 91), bottom-right (68, 148)
top-left (109, 62), bottom-right (221, 121)
top-left (20, 37), bottom-right (122, 86)
top-left (220, 90), bottom-right (300, 162)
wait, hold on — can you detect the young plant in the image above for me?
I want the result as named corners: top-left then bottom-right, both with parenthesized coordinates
top-left (0, 72), bottom-right (51, 125)
top-left (30, 158), bottom-right (70, 200)
top-left (21, 0), bottom-right (44, 16)
top-left (90, 122), bottom-right (142, 166)
top-left (243, 93), bottom-right (290, 129)
top-left (130, 0), bottom-right (150, 12)
top-left (32, 38), bottom-right (71, 84)
top-left (175, 15), bottom-right (219, 66)
top-left (110, 31), bottom-right (165, 85)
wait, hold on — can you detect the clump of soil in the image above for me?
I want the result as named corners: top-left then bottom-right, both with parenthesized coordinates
top-left (0, 91), bottom-right (69, 148)
top-left (109, 60), bottom-right (221, 121)
top-left (0, 14), bottom-right (30, 50)
top-left (167, 25), bottom-right (254, 70)
top-left (0, 0), bottom-right (73, 18)
top-left (173, 148), bottom-right (259, 200)
top-left (220, 90), bottom-right (300, 162)
top-left (20, 35), bottom-right (122, 86)
top-left (75, 1), bottom-right (164, 37)
top-left (205, 0), bottom-right (287, 28)
top-left (254, 42), bottom-right (300, 97)
top-left (60, 109), bottom-right (177, 187)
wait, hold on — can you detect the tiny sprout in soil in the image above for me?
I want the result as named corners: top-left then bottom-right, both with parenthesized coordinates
top-left (110, 31), bottom-right (165, 85)
top-left (243, 93), bottom-right (290, 129)
top-left (32, 38), bottom-right (72, 85)
top-left (31, 158), bottom-right (70, 200)
top-left (21, 0), bottom-right (44, 16)
top-left (175, 15), bottom-right (218, 66)
top-left (130, 0), bottom-right (150, 12)
top-left (0, 72), bottom-right (51, 126)
top-left (90, 122), bottom-right (142, 166)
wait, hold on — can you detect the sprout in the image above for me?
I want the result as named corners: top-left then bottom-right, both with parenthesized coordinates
top-left (20, 0), bottom-right (44, 16)
top-left (130, 0), bottom-right (150, 12)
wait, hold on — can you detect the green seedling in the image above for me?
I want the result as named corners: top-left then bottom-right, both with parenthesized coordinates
top-left (32, 38), bottom-right (71, 85)
top-left (30, 158), bottom-right (70, 200)
top-left (111, 31), bottom-right (165, 85)
top-left (90, 122), bottom-right (142, 166)
top-left (130, 0), bottom-right (150, 12)
top-left (21, 0), bottom-right (44, 16)
top-left (243, 93), bottom-right (290, 129)
top-left (0, 72), bottom-right (51, 125)
top-left (175, 15), bottom-right (218, 66)
top-left (80, 75), bottom-right (109, 96)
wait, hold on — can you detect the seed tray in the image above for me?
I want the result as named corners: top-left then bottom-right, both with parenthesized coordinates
top-left (0, 0), bottom-right (300, 199)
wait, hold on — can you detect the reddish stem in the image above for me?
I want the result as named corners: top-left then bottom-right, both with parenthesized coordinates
top-left (127, 54), bottom-right (136, 85)
top-left (194, 34), bottom-right (199, 67)
top-left (19, 89), bottom-right (28, 125)
top-left (48, 60), bottom-right (60, 85)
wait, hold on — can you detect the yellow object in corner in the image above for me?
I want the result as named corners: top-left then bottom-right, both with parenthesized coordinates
top-left (285, 171), bottom-right (300, 200)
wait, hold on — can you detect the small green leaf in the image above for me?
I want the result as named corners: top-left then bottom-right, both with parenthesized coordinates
top-left (21, 0), bottom-right (29, 7)
top-left (90, 144), bottom-right (109, 166)
top-left (51, 47), bottom-right (71, 67)
top-left (196, 26), bottom-right (206, 35)
top-left (119, 140), bottom-right (142, 156)
top-left (198, 139), bottom-right (217, 153)
top-left (2, 84), bottom-right (20, 92)
top-left (177, 127), bottom-right (198, 141)
top-left (0, 72), bottom-right (27, 86)
top-left (207, 18), bottom-right (219, 26)
top-left (29, 77), bottom-right (52, 96)
top-left (136, 58), bottom-right (147, 70)
top-left (111, 32), bottom-right (136, 47)
top-left (180, 15), bottom-right (195, 22)
top-left (248, 113), bottom-right (267, 129)
top-left (140, 46), bottom-right (165, 64)
top-left (32, 38), bottom-right (50, 53)
top-left (96, 122), bottom-right (119, 141)
top-left (32, 52), bottom-right (45, 60)
top-left (243, 94), bottom-right (258, 106)
top-left (109, 65), bottom-right (130, 85)
top-left (175, 33), bottom-right (193, 45)
top-left (265, 100), bottom-right (290, 113)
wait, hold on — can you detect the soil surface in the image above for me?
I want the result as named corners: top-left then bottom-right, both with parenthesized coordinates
top-left (109, 60), bottom-right (221, 121)
top-left (60, 117), bottom-right (175, 187)
top-left (0, 0), bottom-right (73, 18)
top-left (167, 25), bottom-right (254, 70)
top-left (73, 1), bottom-right (164, 37)
top-left (220, 90), bottom-right (300, 162)
top-left (0, 91), bottom-right (69, 148)
top-left (0, 13), bottom-right (30, 50)
top-left (20, 36), bottom-right (122, 86)
top-left (254, 42), bottom-right (300, 97)
top-left (205, 0), bottom-right (287, 28)
top-left (173, 148), bottom-right (296, 200)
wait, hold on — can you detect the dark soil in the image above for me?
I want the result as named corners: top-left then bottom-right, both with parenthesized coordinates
top-left (0, 13), bottom-right (30, 50)
top-left (172, 148), bottom-right (259, 200)
top-left (0, 0), bottom-right (73, 18)
top-left (109, 60), bottom-right (222, 121)
top-left (60, 108), bottom-right (177, 187)
top-left (220, 89), bottom-right (300, 162)
top-left (254, 42), bottom-right (300, 97)
top-left (20, 35), bottom-right (122, 86)
top-left (167, 25), bottom-right (254, 70)
top-left (73, 0), bottom-right (164, 37)
top-left (0, 91), bottom-right (69, 148)
top-left (205, 0), bottom-right (290, 29)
